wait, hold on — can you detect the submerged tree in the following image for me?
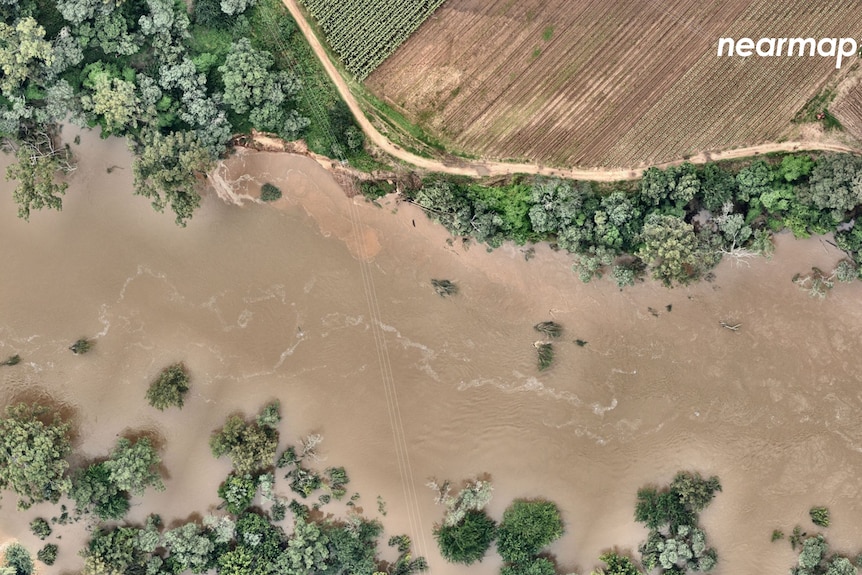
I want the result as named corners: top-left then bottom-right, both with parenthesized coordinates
top-left (0, 403), bottom-right (72, 508)
top-left (533, 321), bottom-right (562, 338)
top-left (146, 363), bottom-right (190, 410)
top-left (535, 342), bottom-right (554, 371)
top-left (432, 279), bottom-right (458, 297)
top-left (496, 500), bottom-right (563, 565)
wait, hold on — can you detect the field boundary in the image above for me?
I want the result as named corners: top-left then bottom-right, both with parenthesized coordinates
top-left (281, 0), bottom-right (859, 182)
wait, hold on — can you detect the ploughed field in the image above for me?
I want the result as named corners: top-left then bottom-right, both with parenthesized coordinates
top-left (365, 0), bottom-right (862, 168)
top-left (833, 81), bottom-right (862, 141)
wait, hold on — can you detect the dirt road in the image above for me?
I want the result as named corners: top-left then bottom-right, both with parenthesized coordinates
top-left (281, 0), bottom-right (858, 181)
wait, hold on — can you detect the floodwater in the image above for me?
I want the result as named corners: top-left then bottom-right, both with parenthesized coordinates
top-left (2, 128), bottom-right (862, 575)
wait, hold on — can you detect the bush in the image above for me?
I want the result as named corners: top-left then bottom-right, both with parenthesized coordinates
top-left (434, 510), bottom-right (496, 565)
top-left (146, 363), bottom-right (190, 410)
top-left (36, 544), bottom-right (57, 566)
top-left (810, 506), bottom-right (830, 528)
top-left (431, 279), bottom-right (458, 297)
top-left (260, 183), bottom-right (282, 202)
top-left (533, 321), bottom-right (562, 338)
top-left (29, 517), bottom-right (51, 539)
top-left (536, 343), bottom-right (554, 371)
top-left (1, 354), bottom-right (21, 366)
top-left (69, 338), bottom-right (93, 354)
top-left (496, 500), bottom-right (563, 565)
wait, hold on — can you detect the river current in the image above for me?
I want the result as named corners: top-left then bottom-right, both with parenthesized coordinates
top-left (2, 128), bottom-right (862, 574)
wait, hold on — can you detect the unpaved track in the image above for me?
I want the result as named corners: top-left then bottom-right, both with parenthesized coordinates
top-left (282, 0), bottom-right (857, 181)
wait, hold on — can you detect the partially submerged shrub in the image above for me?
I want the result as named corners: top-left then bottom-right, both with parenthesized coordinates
top-left (69, 338), bottom-right (93, 355)
top-left (36, 544), bottom-right (58, 566)
top-left (29, 517), bottom-right (51, 540)
top-left (260, 183), bottom-right (282, 202)
top-left (432, 279), bottom-right (458, 297)
top-left (533, 321), bottom-right (562, 338)
top-left (536, 343), bottom-right (554, 371)
top-left (810, 506), bottom-right (830, 528)
top-left (146, 363), bottom-right (190, 410)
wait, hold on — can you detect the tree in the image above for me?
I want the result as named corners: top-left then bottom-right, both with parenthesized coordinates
top-left (220, 0), bottom-right (255, 16)
top-left (528, 177), bottom-right (587, 235)
top-left (412, 180), bottom-right (473, 237)
top-left (735, 160), bottom-right (774, 203)
top-left (668, 472), bottom-right (721, 514)
top-left (211, 408), bottom-right (279, 476)
top-left (280, 516), bottom-right (330, 574)
top-left (434, 510), bottom-right (496, 565)
top-left (146, 363), bottom-right (190, 410)
top-left (103, 437), bottom-right (165, 495)
top-left (501, 557), bottom-right (557, 575)
top-left (807, 154), bottom-right (862, 221)
top-left (777, 155), bottom-right (814, 183)
top-left (82, 525), bottom-right (154, 575)
top-left (593, 551), bottom-right (643, 575)
top-left (163, 523), bottom-right (215, 574)
top-left (5, 129), bottom-right (72, 221)
top-left (496, 500), bottom-right (563, 565)
top-left (798, 535), bottom-right (827, 571)
top-left (698, 163), bottom-right (737, 213)
top-left (323, 517), bottom-right (382, 575)
top-left (132, 127), bottom-right (212, 226)
top-left (637, 214), bottom-right (702, 286)
top-left (0, 17), bottom-right (53, 94)
top-left (81, 64), bottom-right (140, 135)
top-left (218, 38), bottom-right (299, 132)
top-left (2, 543), bottom-right (33, 575)
top-left (70, 461), bottom-right (130, 520)
top-left (36, 544), bottom-right (57, 566)
top-left (0, 403), bottom-right (71, 508)
top-left (825, 557), bottom-right (856, 575)
top-left (218, 473), bottom-right (257, 515)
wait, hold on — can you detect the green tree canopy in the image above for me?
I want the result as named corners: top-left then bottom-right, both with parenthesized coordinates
top-left (0, 17), bottom-right (53, 95)
top-left (103, 437), bottom-right (165, 496)
top-left (434, 510), bottom-right (496, 565)
top-left (496, 500), bottom-right (564, 565)
top-left (637, 214), bottom-right (702, 286)
top-left (210, 406), bottom-right (279, 476)
top-left (146, 363), bottom-right (190, 410)
top-left (0, 403), bottom-right (71, 508)
top-left (132, 127), bottom-right (213, 226)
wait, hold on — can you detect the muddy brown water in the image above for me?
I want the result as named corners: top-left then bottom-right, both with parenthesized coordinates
top-left (3, 129), bottom-right (862, 574)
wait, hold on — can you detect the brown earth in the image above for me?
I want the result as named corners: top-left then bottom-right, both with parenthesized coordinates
top-left (833, 78), bottom-right (862, 141)
top-left (366, 0), bottom-right (862, 168)
top-left (284, 0), bottom-right (858, 180)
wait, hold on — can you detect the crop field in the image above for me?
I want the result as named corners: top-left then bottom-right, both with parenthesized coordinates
top-left (366, 0), bottom-right (862, 168)
top-left (833, 82), bottom-right (862, 141)
top-left (299, 0), bottom-right (447, 80)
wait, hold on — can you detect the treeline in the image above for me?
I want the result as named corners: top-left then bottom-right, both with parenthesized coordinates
top-left (0, 397), bottom-right (426, 575)
top-left (403, 153), bottom-right (862, 287)
top-left (428, 472), bottom-right (722, 575)
top-left (1, 0), bottom-right (364, 225)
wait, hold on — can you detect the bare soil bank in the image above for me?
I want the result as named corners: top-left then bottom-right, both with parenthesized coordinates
top-left (2, 133), bottom-right (862, 574)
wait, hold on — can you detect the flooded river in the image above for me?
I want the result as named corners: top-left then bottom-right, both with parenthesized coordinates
top-left (2, 129), bottom-right (862, 574)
